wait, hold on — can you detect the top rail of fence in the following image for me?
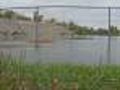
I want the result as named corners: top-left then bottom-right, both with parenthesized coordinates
top-left (1, 5), bottom-right (120, 10)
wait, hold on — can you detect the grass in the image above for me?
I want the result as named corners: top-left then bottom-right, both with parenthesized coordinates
top-left (0, 56), bottom-right (120, 90)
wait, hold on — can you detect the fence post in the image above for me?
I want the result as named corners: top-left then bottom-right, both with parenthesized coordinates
top-left (52, 78), bottom-right (58, 90)
top-left (34, 6), bottom-right (39, 48)
top-left (107, 7), bottom-right (111, 64)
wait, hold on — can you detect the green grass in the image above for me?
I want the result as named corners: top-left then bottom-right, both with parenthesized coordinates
top-left (0, 57), bottom-right (120, 90)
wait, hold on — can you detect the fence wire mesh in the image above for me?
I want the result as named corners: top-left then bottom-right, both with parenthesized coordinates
top-left (0, 5), bottom-right (120, 90)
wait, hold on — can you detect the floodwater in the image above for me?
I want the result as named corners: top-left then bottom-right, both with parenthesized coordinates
top-left (0, 36), bottom-right (120, 65)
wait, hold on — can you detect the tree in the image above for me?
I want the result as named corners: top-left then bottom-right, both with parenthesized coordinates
top-left (4, 10), bottom-right (15, 19)
top-left (68, 21), bottom-right (76, 31)
top-left (33, 10), bottom-right (44, 22)
top-left (95, 28), bottom-right (108, 35)
top-left (56, 21), bottom-right (67, 27)
top-left (37, 15), bottom-right (44, 22)
top-left (110, 26), bottom-right (120, 36)
top-left (17, 15), bottom-right (31, 21)
top-left (49, 18), bottom-right (56, 23)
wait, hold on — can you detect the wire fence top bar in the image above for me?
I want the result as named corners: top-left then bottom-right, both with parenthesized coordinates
top-left (2, 5), bottom-right (120, 9)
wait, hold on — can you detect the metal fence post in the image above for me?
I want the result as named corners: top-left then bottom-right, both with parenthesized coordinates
top-left (107, 7), bottom-right (111, 64)
top-left (34, 6), bottom-right (39, 48)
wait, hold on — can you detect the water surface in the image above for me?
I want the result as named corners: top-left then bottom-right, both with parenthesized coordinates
top-left (0, 36), bottom-right (120, 65)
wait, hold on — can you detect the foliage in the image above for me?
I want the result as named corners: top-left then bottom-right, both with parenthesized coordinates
top-left (0, 56), bottom-right (120, 90)
top-left (3, 10), bottom-right (15, 19)
top-left (34, 13), bottom-right (44, 22)
top-left (16, 14), bottom-right (31, 21)
top-left (56, 21), bottom-right (114, 36)
top-left (0, 10), bottom-right (31, 20)
top-left (49, 18), bottom-right (56, 23)
top-left (67, 21), bottom-right (120, 36)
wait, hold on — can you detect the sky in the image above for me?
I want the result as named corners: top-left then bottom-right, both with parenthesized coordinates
top-left (30, 0), bottom-right (120, 6)
top-left (0, 0), bottom-right (120, 28)
top-left (0, 0), bottom-right (119, 7)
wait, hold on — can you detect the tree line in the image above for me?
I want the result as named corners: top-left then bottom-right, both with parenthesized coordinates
top-left (0, 9), bottom-right (120, 36)
top-left (0, 10), bottom-right (31, 20)
top-left (40, 17), bottom-right (120, 36)
top-left (57, 21), bottom-right (120, 36)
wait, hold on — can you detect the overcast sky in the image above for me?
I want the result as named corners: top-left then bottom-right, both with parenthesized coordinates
top-left (0, 0), bottom-right (119, 7)
top-left (0, 0), bottom-right (120, 28)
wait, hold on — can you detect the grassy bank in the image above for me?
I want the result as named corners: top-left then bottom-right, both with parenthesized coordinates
top-left (0, 58), bottom-right (120, 90)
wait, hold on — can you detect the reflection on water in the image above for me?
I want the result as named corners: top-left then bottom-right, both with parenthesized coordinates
top-left (0, 36), bottom-right (120, 64)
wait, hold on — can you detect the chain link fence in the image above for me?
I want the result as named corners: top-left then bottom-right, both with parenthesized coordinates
top-left (0, 6), bottom-right (111, 64)
top-left (0, 5), bottom-right (120, 90)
